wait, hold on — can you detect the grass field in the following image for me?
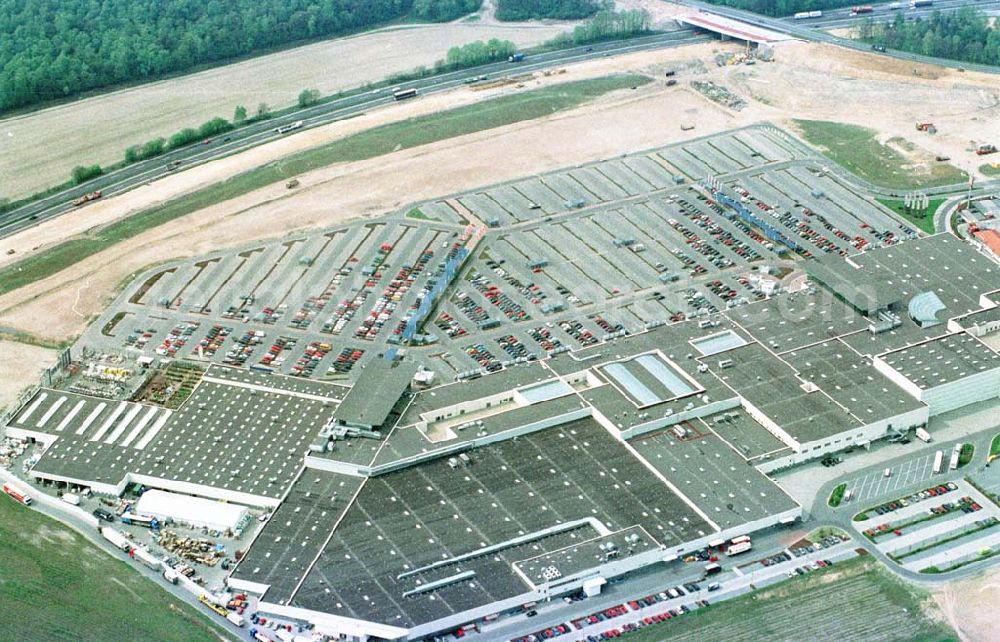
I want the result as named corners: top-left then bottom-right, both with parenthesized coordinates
top-left (875, 196), bottom-right (945, 235)
top-left (620, 557), bottom-right (955, 642)
top-left (981, 163), bottom-right (1000, 177)
top-left (0, 498), bottom-right (229, 641)
top-left (793, 120), bottom-right (967, 191)
top-left (0, 74), bottom-right (648, 298)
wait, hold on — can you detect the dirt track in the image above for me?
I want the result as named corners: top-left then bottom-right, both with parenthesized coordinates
top-left (0, 21), bottom-right (571, 201)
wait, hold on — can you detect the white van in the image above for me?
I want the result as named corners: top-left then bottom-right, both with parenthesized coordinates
top-left (884, 468), bottom-right (892, 478)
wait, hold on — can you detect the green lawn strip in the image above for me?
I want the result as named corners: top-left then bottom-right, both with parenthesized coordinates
top-left (990, 433), bottom-right (1000, 458)
top-left (828, 482), bottom-right (847, 507)
top-left (980, 163), bottom-right (1000, 177)
top-left (793, 119), bottom-right (967, 190)
top-left (875, 196), bottom-right (944, 235)
top-left (891, 517), bottom-right (999, 562)
top-left (0, 74), bottom-right (648, 298)
top-left (922, 545), bottom-right (1000, 574)
top-left (618, 556), bottom-right (954, 642)
top-left (0, 499), bottom-right (229, 641)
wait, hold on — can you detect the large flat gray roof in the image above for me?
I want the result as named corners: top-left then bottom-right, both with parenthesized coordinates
top-left (879, 332), bottom-right (1000, 390)
top-left (334, 359), bottom-right (418, 427)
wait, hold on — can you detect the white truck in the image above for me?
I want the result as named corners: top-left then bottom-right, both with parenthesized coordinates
top-left (61, 493), bottom-right (80, 506)
top-left (133, 546), bottom-right (163, 571)
top-left (916, 427), bottom-right (932, 443)
top-left (932, 450), bottom-right (944, 474)
top-left (100, 527), bottom-right (132, 552)
top-left (227, 612), bottom-right (246, 627)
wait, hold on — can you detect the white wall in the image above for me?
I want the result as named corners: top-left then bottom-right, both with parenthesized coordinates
top-left (922, 368), bottom-right (1000, 415)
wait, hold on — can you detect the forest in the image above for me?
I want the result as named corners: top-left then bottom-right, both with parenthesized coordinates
top-left (859, 9), bottom-right (1000, 66)
top-left (0, 0), bottom-right (483, 114)
top-left (494, 0), bottom-right (606, 21)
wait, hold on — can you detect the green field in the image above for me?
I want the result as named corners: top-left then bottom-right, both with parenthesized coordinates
top-left (875, 197), bottom-right (945, 235)
top-left (0, 74), bottom-right (648, 298)
top-left (793, 120), bottom-right (967, 191)
top-left (621, 557), bottom-right (954, 642)
top-left (0, 498), bottom-right (229, 641)
top-left (982, 163), bottom-right (1000, 177)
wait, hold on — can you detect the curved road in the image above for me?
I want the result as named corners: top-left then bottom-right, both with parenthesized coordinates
top-left (0, 30), bottom-right (709, 240)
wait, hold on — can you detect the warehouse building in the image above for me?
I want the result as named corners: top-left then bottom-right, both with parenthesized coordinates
top-left (874, 332), bottom-right (1000, 415)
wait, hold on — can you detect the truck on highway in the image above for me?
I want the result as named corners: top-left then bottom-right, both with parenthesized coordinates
top-left (910, 0), bottom-right (933, 7)
top-left (850, 5), bottom-right (874, 14)
top-left (793, 10), bottom-right (823, 19)
top-left (2, 482), bottom-right (32, 505)
top-left (916, 427), bottom-right (932, 443)
top-left (72, 190), bottom-right (102, 207)
top-left (508, 53), bottom-right (525, 63)
top-left (273, 120), bottom-right (303, 135)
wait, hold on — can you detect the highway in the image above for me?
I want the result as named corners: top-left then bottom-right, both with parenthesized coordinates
top-left (784, 0), bottom-right (1000, 30)
top-left (688, 0), bottom-right (1000, 73)
top-left (0, 30), bottom-right (709, 240)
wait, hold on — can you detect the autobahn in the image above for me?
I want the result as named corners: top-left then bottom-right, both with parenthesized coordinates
top-left (0, 29), bottom-right (709, 240)
top-left (688, 0), bottom-right (1000, 73)
top-left (785, 0), bottom-right (1000, 30)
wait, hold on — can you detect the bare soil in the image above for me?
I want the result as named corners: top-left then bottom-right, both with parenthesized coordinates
top-left (0, 339), bottom-right (57, 412)
top-left (0, 21), bottom-right (571, 200)
top-left (1, 39), bottom-right (998, 345)
top-left (932, 567), bottom-right (1000, 642)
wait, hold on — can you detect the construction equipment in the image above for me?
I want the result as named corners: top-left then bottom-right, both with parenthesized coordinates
top-left (976, 143), bottom-right (997, 156)
top-left (915, 122), bottom-right (935, 132)
top-left (72, 190), bottom-right (102, 206)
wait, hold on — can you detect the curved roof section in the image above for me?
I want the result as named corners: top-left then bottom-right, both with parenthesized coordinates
top-left (908, 291), bottom-right (947, 328)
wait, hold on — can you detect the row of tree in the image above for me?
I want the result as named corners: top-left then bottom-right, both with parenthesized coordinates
top-left (546, 9), bottom-right (651, 46)
top-left (0, 0), bottom-right (483, 114)
top-left (495, 0), bottom-right (605, 21)
top-left (859, 9), bottom-right (1000, 66)
top-left (443, 39), bottom-right (518, 68)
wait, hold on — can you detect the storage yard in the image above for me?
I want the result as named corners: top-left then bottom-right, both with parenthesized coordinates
top-left (1, 122), bottom-right (998, 641)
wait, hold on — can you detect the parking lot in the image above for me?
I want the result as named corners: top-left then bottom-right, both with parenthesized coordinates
top-left (853, 479), bottom-right (1000, 574)
top-left (843, 452), bottom-right (940, 504)
top-left (78, 125), bottom-right (918, 385)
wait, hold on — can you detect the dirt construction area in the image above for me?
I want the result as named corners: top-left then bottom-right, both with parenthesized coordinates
top-left (0, 38), bottom-right (998, 347)
top-left (0, 21), bottom-right (571, 201)
top-left (934, 565), bottom-right (1000, 642)
top-left (0, 340), bottom-right (57, 412)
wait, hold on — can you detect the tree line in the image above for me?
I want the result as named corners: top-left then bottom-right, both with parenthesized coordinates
top-left (547, 9), bottom-right (651, 46)
top-left (0, 0), bottom-right (484, 114)
top-left (495, 0), bottom-right (605, 21)
top-left (859, 8), bottom-right (1000, 66)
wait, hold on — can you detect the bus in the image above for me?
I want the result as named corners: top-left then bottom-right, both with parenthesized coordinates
top-left (393, 88), bottom-right (419, 101)
top-left (273, 120), bottom-right (303, 135)
top-left (932, 450), bottom-right (944, 474)
top-left (121, 513), bottom-right (160, 531)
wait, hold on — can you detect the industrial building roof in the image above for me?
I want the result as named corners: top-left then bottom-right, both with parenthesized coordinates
top-left (805, 257), bottom-right (901, 315)
top-left (706, 343), bottom-right (863, 445)
top-left (286, 418), bottom-right (714, 627)
top-left (334, 359), bottom-right (418, 428)
top-left (784, 340), bottom-right (927, 420)
top-left (879, 332), bottom-right (1000, 390)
